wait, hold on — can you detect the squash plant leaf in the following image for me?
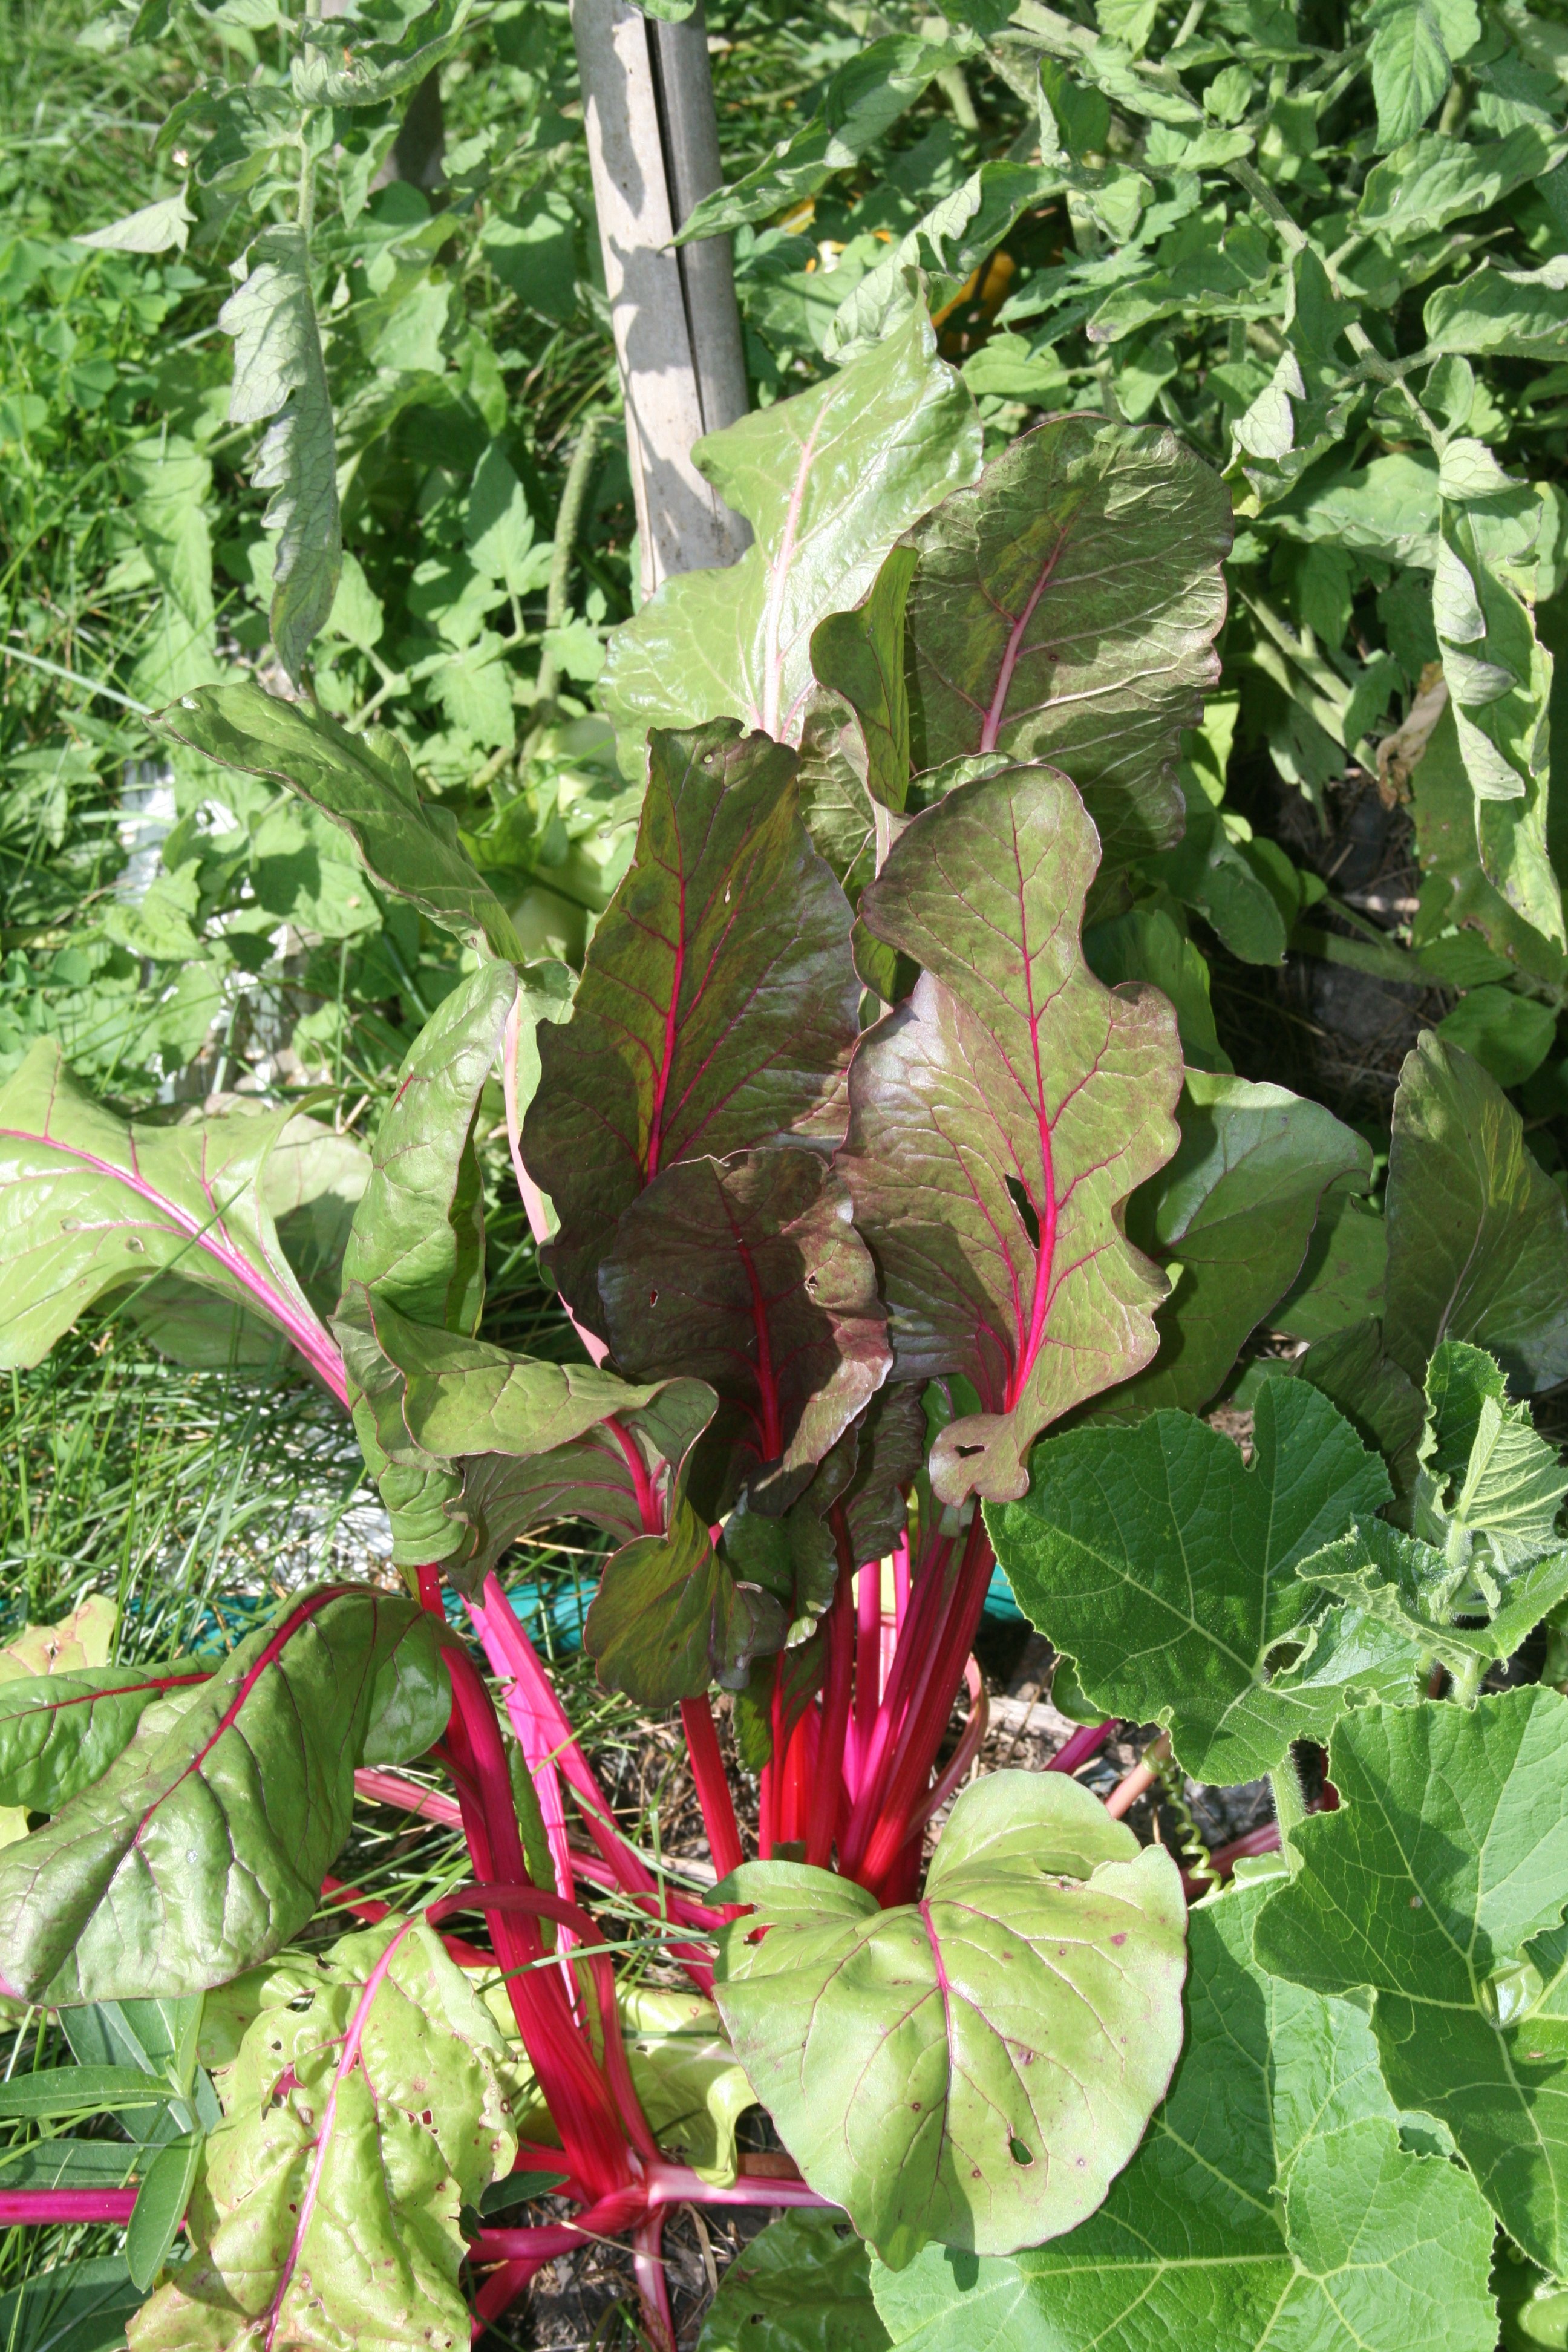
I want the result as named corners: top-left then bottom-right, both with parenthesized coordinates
top-left (712, 1772), bottom-right (1186, 2269)
top-left (1301, 1518), bottom-right (1568, 1682)
top-left (1414, 1339), bottom-right (1568, 1563)
top-left (586, 1495), bottom-right (787, 1706)
top-left (523, 723), bottom-right (860, 1339)
top-left (0, 1041), bottom-right (345, 1402)
top-left (599, 1146), bottom-right (890, 1512)
top-left (988, 1377), bottom-right (1397, 1782)
top-left (599, 311), bottom-right (982, 754)
top-left (154, 681), bottom-right (527, 965)
top-left (697, 2209), bottom-right (889, 2352)
top-left (128, 1921), bottom-right (515, 2352)
top-left (1384, 1031), bottom-right (1568, 1393)
top-left (871, 1881), bottom-right (1497, 2351)
top-left (1255, 1687), bottom-right (1568, 2275)
top-left (899, 416), bottom-right (1232, 858)
top-left (840, 762), bottom-right (1183, 1503)
top-left (218, 226), bottom-right (340, 685)
top-left (1096, 1071), bottom-right (1372, 1418)
top-left (0, 1589), bottom-right (445, 2002)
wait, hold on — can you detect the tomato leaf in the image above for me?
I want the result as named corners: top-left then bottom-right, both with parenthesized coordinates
top-left (840, 762), bottom-right (1183, 1503)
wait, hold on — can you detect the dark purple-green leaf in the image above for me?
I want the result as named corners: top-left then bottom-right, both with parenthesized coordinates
top-left (523, 723), bottom-right (860, 1336)
top-left (839, 763), bottom-right (1183, 1503)
top-left (586, 1498), bottom-right (786, 1707)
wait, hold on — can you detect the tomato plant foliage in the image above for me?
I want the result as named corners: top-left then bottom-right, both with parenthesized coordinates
top-left (5, 0), bottom-right (1568, 2341)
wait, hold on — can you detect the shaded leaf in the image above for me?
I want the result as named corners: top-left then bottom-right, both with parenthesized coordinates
top-left (600, 1146), bottom-right (889, 1512)
top-left (808, 544), bottom-right (919, 816)
top-left (585, 1497), bottom-right (785, 1706)
top-left (839, 763), bottom-right (1182, 1504)
top-left (154, 682), bottom-right (526, 964)
top-left (218, 227), bottom-right (339, 684)
top-left (713, 1773), bottom-right (1186, 2267)
top-left (600, 312), bottom-right (981, 755)
top-left (900, 415), bottom-right (1231, 857)
top-left (1294, 1318), bottom-right (1425, 1472)
top-left (523, 724), bottom-right (859, 1338)
top-left (987, 1377), bottom-right (1398, 1780)
top-left (0, 2258), bottom-right (145, 2352)
top-left (0, 1589), bottom-right (440, 2002)
top-left (1255, 1686), bottom-right (1568, 2273)
top-left (1384, 1030), bottom-right (1568, 1391)
top-left (0, 1042), bottom-right (344, 1402)
top-left (698, 2210), bottom-right (889, 2352)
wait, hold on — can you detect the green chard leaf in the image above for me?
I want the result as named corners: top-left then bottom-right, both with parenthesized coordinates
top-left (599, 312), bottom-right (982, 756)
top-left (0, 1589), bottom-right (446, 2002)
top-left (1384, 1030), bottom-right (1568, 1393)
top-left (154, 682), bottom-right (526, 964)
top-left (218, 226), bottom-right (340, 685)
top-left (1255, 1687), bottom-right (1568, 2275)
top-left (838, 762), bottom-right (1183, 1504)
top-left (599, 1146), bottom-right (890, 1512)
top-left (872, 1880), bottom-right (1497, 2351)
top-left (1096, 1071), bottom-right (1372, 1417)
top-left (987, 1377), bottom-right (1403, 1781)
top-left (523, 724), bottom-right (860, 1340)
top-left (128, 1921), bottom-right (515, 2352)
top-left (0, 1664), bottom-right (207, 1814)
top-left (713, 1772), bottom-right (1186, 2267)
top-left (586, 1494), bottom-right (786, 1706)
top-left (898, 416), bottom-right (1232, 860)
top-left (0, 1042), bottom-right (345, 1403)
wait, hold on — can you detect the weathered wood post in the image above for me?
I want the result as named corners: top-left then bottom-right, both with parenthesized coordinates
top-left (569, 0), bottom-right (752, 598)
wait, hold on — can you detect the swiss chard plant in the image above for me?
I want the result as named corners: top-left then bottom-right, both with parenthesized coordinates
top-left (4, 314), bottom-right (1568, 2352)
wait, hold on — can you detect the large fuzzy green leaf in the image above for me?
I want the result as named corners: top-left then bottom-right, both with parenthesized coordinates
top-left (128, 1922), bottom-right (515, 2352)
top-left (1255, 1687), bottom-right (1568, 2274)
top-left (898, 416), bottom-right (1231, 857)
top-left (523, 724), bottom-right (859, 1338)
top-left (0, 1589), bottom-right (446, 2002)
top-left (713, 1772), bottom-right (1186, 2269)
top-left (1384, 1030), bottom-right (1568, 1392)
top-left (217, 227), bottom-right (339, 685)
top-left (1300, 1518), bottom-right (1568, 1682)
top-left (698, 2210), bottom-right (889, 2352)
top-left (599, 1146), bottom-right (889, 1511)
top-left (154, 682), bottom-right (526, 964)
top-left (0, 1041), bottom-right (345, 1401)
top-left (838, 763), bottom-right (1182, 1504)
top-left (987, 1377), bottom-right (1400, 1782)
top-left (599, 312), bottom-right (981, 754)
top-left (1096, 1072), bottom-right (1371, 1417)
top-left (871, 1881), bottom-right (1497, 2351)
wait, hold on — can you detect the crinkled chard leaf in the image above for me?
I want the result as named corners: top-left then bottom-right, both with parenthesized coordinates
top-left (586, 1497), bottom-right (785, 1707)
top-left (1255, 1687), bottom-right (1568, 2275)
top-left (1384, 1030), bottom-right (1568, 1393)
top-left (0, 1665), bottom-right (206, 1813)
top-left (899, 415), bottom-right (1231, 858)
top-left (524, 723), bottom-right (860, 1337)
top-left (335, 1285), bottom-right (716, 1584)
top-left (839, 762), bottom-right (1183, 1504)
top-left (600, 1146), bottom-right (889, 1512)
top-left (988, 1377), bottom-right (1399, 1781)
top-left (697, 2209), bottom-right (889, 2352)
top-left (0, 1589), bottom-right (446, 2002)
top-left (1097, 1071), bottom-right (1372, 1418)
top-left (128, 1922), bottom-right (515, 2352)
top-left (599, 312), bottom-right (981, 755)
top-left (154, 680), bottom-right (526, 964)
top-left (0, 1042), bottom-right (344, 1400)
top-left (712, 1771), bottom-right (1186, 2268)
top-left (871, 1880), bottom-right (1497, 2351)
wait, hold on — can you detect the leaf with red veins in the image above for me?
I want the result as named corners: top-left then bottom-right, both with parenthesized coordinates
top-left (0, 1040), bottom-right (347, 1402)
top-left (599, 1146), bottom-right (890, 1514)
top-left (523, 723), bottom-right (860, 1339)
top-left (837, 763), bottom-right (1183, 1504)
top-left (901, 415), bottom-right (1232, 860)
